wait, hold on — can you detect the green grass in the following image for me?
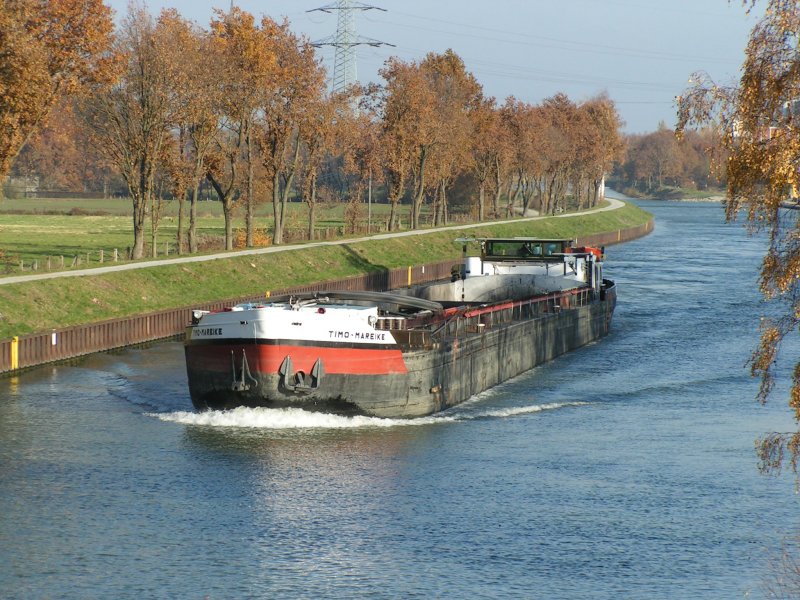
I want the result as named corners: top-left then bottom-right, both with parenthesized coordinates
top-left (0, 201), bottom-right (652, 340)
top-left (0, 198), bottom-right (416, 267)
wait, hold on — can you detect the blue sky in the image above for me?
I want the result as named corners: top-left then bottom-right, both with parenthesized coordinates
top-left (105, 0), bottom-right (761, 133)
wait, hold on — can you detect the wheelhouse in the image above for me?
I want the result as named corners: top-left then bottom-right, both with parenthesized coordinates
top-left (480, 238), bottom-right (573, 262)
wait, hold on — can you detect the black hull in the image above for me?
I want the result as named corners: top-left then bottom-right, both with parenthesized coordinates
top-left (184, 284), bottom-right (616, 418)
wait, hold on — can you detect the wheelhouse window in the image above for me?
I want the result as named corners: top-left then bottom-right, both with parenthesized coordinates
top-left (481, 240), bottom-right (568, 261)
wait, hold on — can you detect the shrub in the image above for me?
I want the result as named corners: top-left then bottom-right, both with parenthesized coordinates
top-left (233, 228), bottom-right (272, 249)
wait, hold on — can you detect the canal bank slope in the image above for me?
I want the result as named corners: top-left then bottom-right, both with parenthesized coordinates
top-left (0, 201), bottom-right (652, 373)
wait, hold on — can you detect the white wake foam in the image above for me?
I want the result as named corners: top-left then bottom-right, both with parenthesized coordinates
top-left (149, 406), bottom-right (447, 429)
top-left (148, 401), bottom-right (588, 430)
top-left (462, 402), bottom-right (589, 420)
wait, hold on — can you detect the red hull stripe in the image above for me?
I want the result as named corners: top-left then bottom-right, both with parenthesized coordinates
top-left (186, 343), bottom-right (408, 375)
top-left (185, 338), bottom-right (396, 351)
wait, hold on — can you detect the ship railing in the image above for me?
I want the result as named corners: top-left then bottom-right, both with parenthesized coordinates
top-left (374, 287), bottom-right (593, 346)
top-left (431, 287), bottom-right (594, 341)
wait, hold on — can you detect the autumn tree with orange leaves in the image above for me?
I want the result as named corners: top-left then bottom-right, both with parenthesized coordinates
top-left (158, 10), bottom-right (220, 254)
top-left (677, 0), bottom-right (800, 476)
top-left (207, 8), bottom-right (278, 250)
top-left (0, 0), bottom-right (114, 200)
top-left (370, 59), bottom-right (418, 231)
top-left (7, 3), bottom-right (628, 252)
top-left (12, 99), bottom-right (106, 193)
top-left (582, 94), bottom-right (625, 207)
top-left (470, 97), bottom-right (512, 220)
top-left (83, 5), bottom-right (177, 259)
top-left (503, 97), bottom-right (547, 216)
top-left (299, 90), bottom-right (355, 240)
top-left (253, 18), bottom-right (326, 245)
top-left (376, 50), bottom-right (482, 230)
top-left (421, 50), bottom-right (482, 227)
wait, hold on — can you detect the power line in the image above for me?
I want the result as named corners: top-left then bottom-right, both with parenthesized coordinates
top-left (372, 13), bottom-right (741, 67)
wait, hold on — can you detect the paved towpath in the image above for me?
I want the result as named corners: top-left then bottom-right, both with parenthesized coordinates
top-left (0, 198), bottom-right (625, 286)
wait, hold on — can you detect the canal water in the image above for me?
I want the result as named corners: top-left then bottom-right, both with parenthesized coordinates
top-left (1, 201), bottom-right (799, 599)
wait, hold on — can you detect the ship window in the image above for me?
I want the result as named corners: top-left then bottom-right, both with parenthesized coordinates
top-left (484, 240), bottom-right (552, 260)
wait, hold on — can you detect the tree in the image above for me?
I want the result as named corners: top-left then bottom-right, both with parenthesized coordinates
top-left (161, 10), bottom-right (220, 254)
top-left (374, 58), bottom-right (428, 231)
top-left (539, 94), bottom-right (576, 215)
top-left (420, 50), bottom-right (482, 227)
top-left (209, 8), bottom-right (275, 250)
top-left (493, 99), bottom-right (519, 217)
top-left (84, 4), bottom-right (176, 259)
top-left (676, 0), bottom-right (800, 474)
top-left (580, 94), bottom-right (625, 207)
top-left (503, 98), bottom-right (546, 216)
top-left (12, 99), bottom-right (91, 192)
top-left (252, 17), bottom-right (326, 245)
top-left (470, 97), bottom-right (510, 220)
top-left (376, 50), bottom-right (481, 230)
top-left (640, 125), bottom-right (682, 190)
top-left (0, 0), bottom-right (114, 200)
top-left (302, 91), bottom-right (363, 240)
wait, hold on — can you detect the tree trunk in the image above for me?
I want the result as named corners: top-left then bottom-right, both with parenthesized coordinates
top-left (189, 182), bottom-right (199, 253)
top-left (509, 177), bottom-right (522, 218)
top-left (130, 159), bottom-right (150, 259)
top-left (150, 189), bottom-right (157, 259)
top-left (388, 199), bottom-right (398, 231)
top-left (440, 180), bottom-right (448, 225)
top-left (492, 157), bottom-right (503, 218)
top-left (207, 160), bottom-right (237, 251)
top-left (271, 139), bottom-right (301, 245)
top-left (412, 147), bottom-right (427, 230)
top-left (131, 194), bottom-right (146, 259)
top-left (246, 122), bottom-right (254, 247)
top-left (478, 181), bottom-right (485, 221)
top-left (176, 193), bottom-right (185, 255)
top-left (272, 171), bottom-right (283, 245)
top-left (592, 179), bottom-right (601, 206)
top-left (386, 169), bottom-right (405, 232)
top-left (431, 186), bottom-right (440, 227)
top-left (223, 200), bottom-right (234, 250)
top-left (307, 178), bottom-right (317, 241)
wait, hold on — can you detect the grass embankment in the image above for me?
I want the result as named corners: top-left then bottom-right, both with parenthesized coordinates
top-left (0, 202), bottom-right (651, 340)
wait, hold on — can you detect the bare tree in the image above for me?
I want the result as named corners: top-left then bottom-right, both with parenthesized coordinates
top-left (85, 4), bottom-right (175, 259)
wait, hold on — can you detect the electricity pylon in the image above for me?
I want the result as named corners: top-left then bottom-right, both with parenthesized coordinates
top-left (308, 1), bottom-right (393, 93)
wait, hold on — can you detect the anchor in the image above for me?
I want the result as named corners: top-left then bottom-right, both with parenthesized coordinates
top-left (230, 349), bottom-right (258, 392)
top-left (279, 355), bottom-right (324, 394)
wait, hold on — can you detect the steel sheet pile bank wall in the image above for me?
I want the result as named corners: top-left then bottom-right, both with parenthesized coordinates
top-left (0, 221), bottom-right (652, 374)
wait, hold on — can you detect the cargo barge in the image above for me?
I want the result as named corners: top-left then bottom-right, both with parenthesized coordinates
top-left (184, 238), bottom-right (616, 417)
